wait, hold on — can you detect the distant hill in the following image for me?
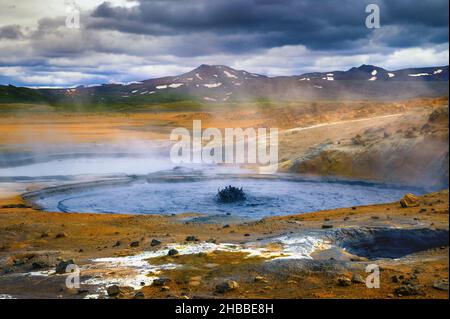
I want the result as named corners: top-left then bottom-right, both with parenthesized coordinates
top-left (1, 64), bottom-right (448, 107)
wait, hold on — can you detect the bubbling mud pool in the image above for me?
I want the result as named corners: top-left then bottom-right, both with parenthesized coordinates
top-left (31, 168), bottom-right (425, 219)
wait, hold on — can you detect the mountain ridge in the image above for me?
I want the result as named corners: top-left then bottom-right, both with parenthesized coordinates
top-left (0, 64), bottom-right (448, 106)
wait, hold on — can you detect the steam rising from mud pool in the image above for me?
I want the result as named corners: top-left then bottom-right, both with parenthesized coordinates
top-left (1, 147), bottom-right (427, 218)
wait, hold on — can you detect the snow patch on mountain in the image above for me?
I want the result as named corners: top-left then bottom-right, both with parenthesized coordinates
top-left (169, 83), bottom-right (184, 88)
top-left (203, 83), bottom-right (222, 88)
top-left (224, 70), bottom-right (238, 79)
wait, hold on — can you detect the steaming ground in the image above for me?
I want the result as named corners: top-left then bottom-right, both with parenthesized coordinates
top-left (0, 97), bottom-right (448, 299)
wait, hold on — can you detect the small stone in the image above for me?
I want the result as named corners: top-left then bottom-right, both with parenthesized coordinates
top-left (206, 238), bottom-right (217, 244)
top-left (130, 241), bottom-right (140, 247)
top-left (55, 259), bottom-right (75, 274)
top-left (400, 193), bottom-right (420, 208)
top-left (244, 233), bottom-right (250, 237)
top-left (352, 274), bottom-right (365, 284)
top-left (113, 241), bottom-right (121, 247)
top-left (168, 249), bottom-right (179, 256)
top-left (150, 239), bottom-right (162, 247)
top-left (153, 278), bottom-right (171, 286)
top-left (391, 275), bottom-right (399, 283)
top-left (432, 279), bottom-right (449, 291)
top-left (185, 236), bottom-right (199, 242)
top-left (107, 285), bottom-right (121, 296)
top-left (395, 284), bottom-right (422, 296)
top-left (134, 292), bottom-right (145, 299)
top-left (40, 232), bottom-right (49, 238)
top-left (223, 224), bottom-right (230, 228)
top-left (337, 276), bottom-right (352, 287)
top-left (215, 280), bottom-right (239, 294)
top-left (322, 224), bottom-right (333, 229)
top-left (55, 233), bottom-right (67, 239)
top-left (254, 276), bottom-right (268, 283)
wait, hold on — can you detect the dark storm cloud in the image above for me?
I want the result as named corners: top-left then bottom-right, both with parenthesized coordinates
top-left (0, 0), bottom-right (448, 87)
top-left (88, 0), bottom-right (449, 51)
top-left (0, 25), bottom-right (23, 39)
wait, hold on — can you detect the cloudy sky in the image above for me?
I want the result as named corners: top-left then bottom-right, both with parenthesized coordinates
top-left (0, 0), bottom-right (448, 87)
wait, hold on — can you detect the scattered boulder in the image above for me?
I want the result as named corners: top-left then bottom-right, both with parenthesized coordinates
top-left (395, 284), bottom-right (423, 296)
top-left (106, 285), bottom-right (121, 297)
top-left (322, 224), bottom-right (333, 229)
top-left (352, 274), bottom-right (365, 284)
top-left (215, 280), bottom-right (239, 294)
top-left (55, 259), bottom-right (75, 274)
top-left (130, 241), bottom-right (140, 247)
top-left (113, 241), bottom-right (121, 247)
top-left (432, 279), bottom-right (449, 291)
top-left (150, 239), bottom-right (162, 247)
top-left (185, 236), bottom-right (199, 242)
top-left (400, 193), bottom-right (420, 208)
top-left (337, 276), bottom-right (352, 287)
top-left (134, 292), bottom-right (145, 299)
top-left (168, 249), bottom-right (179, 256)
top-left (254, 276), bottom-right (268, 283)
top-left (153, 278), bottom-right (171, 286)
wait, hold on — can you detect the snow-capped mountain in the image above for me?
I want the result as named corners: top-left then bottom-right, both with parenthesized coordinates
top-left (1, 64), bottom-right (448, 105)
top-left (297, 64), bottom-right (449, 82)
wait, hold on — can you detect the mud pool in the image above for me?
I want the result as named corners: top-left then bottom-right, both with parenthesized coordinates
top-left (31, 168), bottom-right (425, 219)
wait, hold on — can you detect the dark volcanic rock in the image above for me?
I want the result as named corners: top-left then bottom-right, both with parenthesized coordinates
top-left (395, 284), bottom-right (423, 296)
top-left (432, 279), bottom-right (449, 291)
top-left (106, 285), bottom-right (121, 296)
top-left (215, 280), bottom-right (239, 293)
top-left (150, 239), bottom-right (162, 246)
top-left (153, 278), bottom-right (171, 286)
top-left (55, 259), bottom-right (75, 274)
top-left (185, 236), bottom-right (199, 242)
top-left (130, 241), bottom-right (140, 247)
